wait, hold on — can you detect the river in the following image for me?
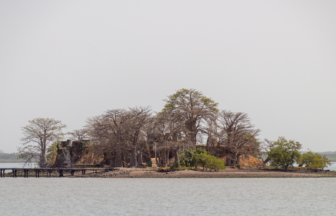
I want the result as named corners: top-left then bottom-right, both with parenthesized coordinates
top-left (1, 162), bottom-right (336, 215)
top-left (0, 178), bottom-right (336, 215)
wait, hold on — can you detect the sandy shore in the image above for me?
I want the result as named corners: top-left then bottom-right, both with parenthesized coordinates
top-left (3, 167), bottom-right (335, 178)
top-left (78, 168), bottom-right (336, 178)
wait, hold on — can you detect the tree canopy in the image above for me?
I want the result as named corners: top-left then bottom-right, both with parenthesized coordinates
top-left (18, 118), bottom-right (66, 167)
top-left (268, 137), bottom-right (302, 170)
top-left (299, 151), bottom-right (331, 169)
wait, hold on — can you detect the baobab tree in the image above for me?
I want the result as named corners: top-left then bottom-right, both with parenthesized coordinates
top-left (162, 89), bottom-right (218, 147)
top-left (85, 107), bottom-right (152, 167)
top-left (68, 129), bottom-right (90, 142)
top-left (216, 110), bottom-right (260, 166)
top-left (18, 118), bottom-right (66, 167)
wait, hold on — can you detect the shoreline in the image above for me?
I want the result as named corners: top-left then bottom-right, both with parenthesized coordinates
top-left (3, 168), bottom-right (336, 178)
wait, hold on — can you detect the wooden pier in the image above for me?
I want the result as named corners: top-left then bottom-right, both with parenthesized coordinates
top-left (0, 168), bottom-right (115, 178)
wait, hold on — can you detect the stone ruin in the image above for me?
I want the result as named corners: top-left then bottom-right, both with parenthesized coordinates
top-left (53, 140), bottom-right (88, 168)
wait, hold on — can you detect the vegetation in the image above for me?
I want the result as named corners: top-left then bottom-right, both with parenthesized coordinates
top-left (179, 148), bottom-right (226, 171)
top-left (18, 118), bottom-right (66, 167)
top-left (16, 89), bottom-right (331, 171)
top-left (268, 137), bottom-right (302, 170)
top-left (299, 151), bottom-right (332, 169)
top-left (179, 148), bottom-right (209, 167)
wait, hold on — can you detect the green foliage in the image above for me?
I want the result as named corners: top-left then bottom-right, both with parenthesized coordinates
top-left (300, 151), bottom-right (332, 169)
top-left (179, 148), bottom-right (225, 171)
top-left (162, 88), bottom-right (219, 113)
top-left (46, 142), bottom-right (59, 165)
top-left (194, 153), bottom-right (212, 170)
top-left (179, 148), bottom-right (210, 167)
top-left (205, 156), bottom-right (226, 171)
top-left (269, 137), bottom-right (302, 170)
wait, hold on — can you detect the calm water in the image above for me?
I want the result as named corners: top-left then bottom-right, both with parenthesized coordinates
top-left (1, 178), bottom-right (336, 215)
top-left (1, 163), bottom-right (336, 215)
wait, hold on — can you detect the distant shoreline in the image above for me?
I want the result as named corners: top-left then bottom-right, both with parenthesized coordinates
top-left (0, 161), bottom-right (30, 163)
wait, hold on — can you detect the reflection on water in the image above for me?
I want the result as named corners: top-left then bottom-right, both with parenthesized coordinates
top-left (0, 178), bottom-right (336, 216)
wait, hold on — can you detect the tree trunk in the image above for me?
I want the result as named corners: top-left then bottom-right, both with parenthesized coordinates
top-left (175, 149), bottom-right (179, 164)
top-left (206, 137), bottom-right (210, 151)
top-left (226, 156), bottom-right (231, 166)
top-left (232, 154), bottom-right (237, 166)
top-left (166, 148), bottom-right (169, 166)
top-left (40, 145), bottom-right (47, 168)
top-left (115, 151), bottom-right (121, 167)
top-left (263, 157), bottom-right (270, 165)
top-left (137, 149), bottom-right (143, 166)
top-left (130, 147), bottom-right (137, 167)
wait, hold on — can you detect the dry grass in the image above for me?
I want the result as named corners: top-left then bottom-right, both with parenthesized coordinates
top-left (240, 155), bottom-right (264, 168)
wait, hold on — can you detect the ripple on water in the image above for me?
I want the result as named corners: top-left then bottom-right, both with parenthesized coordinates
top-left (0, 178), bottom-right (336, 216)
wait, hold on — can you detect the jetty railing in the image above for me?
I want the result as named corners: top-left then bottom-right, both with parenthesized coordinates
top-left (0, 168), bottom-right (116, 178)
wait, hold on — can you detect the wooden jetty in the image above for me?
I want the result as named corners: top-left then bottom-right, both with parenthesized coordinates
top-left (0, 168), bottom-right (116, 178)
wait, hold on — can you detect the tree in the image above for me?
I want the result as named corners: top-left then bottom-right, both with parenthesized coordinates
top-left (205, 156), bottom-right (226, 171)
top-left (216, 110), bottom-right (260, 166)
top-left (299, 151), bottom-right (332, 169)
top-left (162, 89), bottom-right (218, 147)
top-left (259, 139), bottom-right (274, 165)
top-left (18, 118), bottom-right (66, 167)
top-left (68, 129), bottom-right (89, 141)
top-left (179, 148), bottom-right (209, 167)
top-left (85, 107), bottom-right (152, 167)
top-left (195, 153), bottom-right (211, 170)
top-left (268, 137), bottom-right (301, 170)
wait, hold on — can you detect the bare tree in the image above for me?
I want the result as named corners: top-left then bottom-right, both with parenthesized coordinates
top-left (259, 139), bottom-right (274, 165)
top-left (85, 107), bottom-right (152, 167)
top-left (128, 107), bottom-right (152, 166)
top-left (216, 110), bottom-right (260, 166)
top-left (68, 129), bottom-right (90, 141)
top-left (18, 118), bottom-right (66, 167)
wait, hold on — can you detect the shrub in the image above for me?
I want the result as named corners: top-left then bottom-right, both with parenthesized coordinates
top-left (195, 154), bottom-right (212, 170)
top-left (179, 148), bottom-right (210, 167)
top-left (300, 151), bottom-right (332, 169)
top-left (205, 156), bottom-right (226, 171)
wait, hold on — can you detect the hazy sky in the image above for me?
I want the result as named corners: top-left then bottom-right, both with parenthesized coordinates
top-left (1, 1), bottom-right (335, 153)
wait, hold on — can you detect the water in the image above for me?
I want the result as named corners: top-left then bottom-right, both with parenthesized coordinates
top-left (0, 163), bottom-right (37, 172)
top-left (1, 162), bottom-right (336, 215)
top-left (327, 162), bottom-right (336, 171)
top-left (0, 178), bottom-right (336, 216)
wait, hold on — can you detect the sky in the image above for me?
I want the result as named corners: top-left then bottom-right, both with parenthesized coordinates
top-left (0, 1), bottom-right (335, 153)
